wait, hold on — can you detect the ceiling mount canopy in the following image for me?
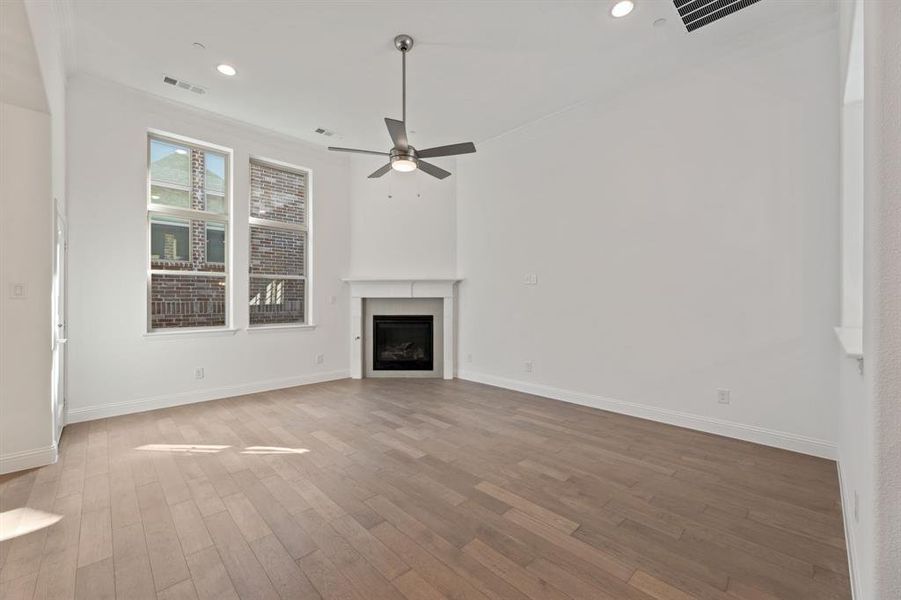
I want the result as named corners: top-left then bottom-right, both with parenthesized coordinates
top-left (328, 34), bottom-right (476, 179)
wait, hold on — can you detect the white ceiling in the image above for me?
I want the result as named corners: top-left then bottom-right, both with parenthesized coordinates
top-left (66, 0), bottom-right (836, 150)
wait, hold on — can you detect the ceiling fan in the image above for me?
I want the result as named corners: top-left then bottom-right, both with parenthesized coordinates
top-left (328, 34), bottom-right (476, 180)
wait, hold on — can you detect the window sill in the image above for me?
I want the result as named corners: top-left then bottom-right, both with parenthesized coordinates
top-left (144, 328), bottom-right (239, 340)
top-left (834, 326), bottom-right (863, 358)
top-left (246, 323), bottom-right (316, 333)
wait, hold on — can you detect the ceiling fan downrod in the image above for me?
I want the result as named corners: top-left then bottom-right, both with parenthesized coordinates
top-left (394, 34), bottom-right (413, 124)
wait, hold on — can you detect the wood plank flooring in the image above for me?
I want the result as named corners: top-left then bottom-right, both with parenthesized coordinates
top-left (0, 378), bottom-right (851, 599)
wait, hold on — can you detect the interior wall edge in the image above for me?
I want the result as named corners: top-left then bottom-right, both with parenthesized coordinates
top-left (65, 369), bottom-right (349, 424)
top-left (458, 369), bottom-right (837, 460)
top-left (0, 442), bottom-right (58, 475)
top-left (837, 459), bottom-right (862, 600)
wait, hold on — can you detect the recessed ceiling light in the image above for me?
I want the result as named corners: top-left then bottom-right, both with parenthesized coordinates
top-left (611, 1), bottom-right (634, 18)
top-left (216, 64), bottom-right (237, 76)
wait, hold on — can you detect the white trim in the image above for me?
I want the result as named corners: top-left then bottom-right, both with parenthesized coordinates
top-left (458, 369), bottom-right (837, 459)
top-left (65, 370), bottom-right (349, 424)
top-left (246, 323), bottom-right (317, 333)
top-left (0, 443), bottom-right (58, 475)
top-left (249, 216), bottom-right (307, 232)
top-left (834, 326), bottom-right (863, 358)
top-left (144, 327), bottom-right (238, 339)
top-left (837, 460), bottom-right (862, 599)
top-left (249, 273), bottom-right (306, 281)
top-left (149, 270), bottom-right (227, 277)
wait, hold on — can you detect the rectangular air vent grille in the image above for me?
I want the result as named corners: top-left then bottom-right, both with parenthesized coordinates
top-left (162, 75), bottom-right (206, 95)
top-left (674, 0), bottom-right (763, 32)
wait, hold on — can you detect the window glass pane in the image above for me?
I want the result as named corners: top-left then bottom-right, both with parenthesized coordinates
top-left (151, 273), bottom-right (225, 329)
top-left (249, 278), bottom-right (304, 325)
top-left (249, 226), bottom-right (304, 276)
top-left (205, 192), bottom-right (225, 214)
top-left (150, 139), bottom-right (190, 187)
top-left (151, 217), bottom-right (191, 264)
top-left (250, 161), bottom-right (305, 224)
top-left (206, 224), bottom-right (226, 264)
top-left (150, 184), bottom-right (190, 209)
top-left (203, 152), bottom-right (227, 214)
top-left (204, 153), bottom-right (226, 194)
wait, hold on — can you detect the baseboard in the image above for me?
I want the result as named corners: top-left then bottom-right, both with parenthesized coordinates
top-left (836, 460), bottom-right (861, 599)
top-left (0, 443), bottom-right (58, 475)
top-left (65, 370), bottom-right (350, 424)
top-left (458, 369), bottom-right (837, 460)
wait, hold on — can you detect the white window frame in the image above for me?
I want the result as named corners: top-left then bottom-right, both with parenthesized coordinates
top-left (248, 156), bottom-right (313, 328)
top-left (146, 131), bottom-right (233, 333)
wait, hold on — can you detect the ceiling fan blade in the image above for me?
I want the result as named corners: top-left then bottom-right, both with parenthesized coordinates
top-left (416, 142), bottom-right (476, 159)
top-left (368, 163), bottom-right (393, 178)
top-left (384, 118), bottom-right (408, 149)
top-left (417, 160), bottom-right (451, 180)
top-left (328, 146), bottom-right (390, 156)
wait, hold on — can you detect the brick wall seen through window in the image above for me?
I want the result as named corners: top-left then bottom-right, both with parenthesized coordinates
top-left (248, 160), bottom-right (308, 325)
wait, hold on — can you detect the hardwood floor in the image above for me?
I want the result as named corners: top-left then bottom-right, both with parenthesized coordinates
top-left (0, 378), bottom-right (851, 599)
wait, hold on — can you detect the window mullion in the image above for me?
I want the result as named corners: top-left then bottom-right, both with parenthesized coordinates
top-left (149, 204), bottom-right (228, 223)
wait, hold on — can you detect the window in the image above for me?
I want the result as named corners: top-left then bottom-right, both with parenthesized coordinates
top-left (147, 134), bottom-right (230, 330)
top-left (248, 159), bottom-right (309, 326)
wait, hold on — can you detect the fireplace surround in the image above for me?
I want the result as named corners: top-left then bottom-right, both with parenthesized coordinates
top-left (344, 278), bottom-right (460, 379)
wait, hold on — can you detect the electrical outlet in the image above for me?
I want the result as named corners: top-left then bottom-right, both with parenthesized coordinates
top-left (8, 283), bottom-right (27, 299)
top-left (466, 353), bottom-right (473, 363)
top-left (523, 273), bottom-right (538, 286)
top-left (524, 360), bottom-right (533, 373)
top-left (194, 367), bottom-right (204, 380)
top-left (329, 295), bottom-right (337, 305)
top-left (854, 491), bottom-right (859, 523)
top-left (717, 388), bottom-right (730, 404)
top-left (315, 354), bottom-right (325, 365)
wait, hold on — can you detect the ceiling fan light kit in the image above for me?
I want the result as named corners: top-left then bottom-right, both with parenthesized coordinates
top-left (328, 34), bottom-right (476, 179)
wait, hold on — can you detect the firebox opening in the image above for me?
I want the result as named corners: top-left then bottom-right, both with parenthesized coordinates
top-left (373, 315), bottom-right (434, 371)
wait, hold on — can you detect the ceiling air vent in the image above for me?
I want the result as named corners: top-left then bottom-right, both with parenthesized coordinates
top-left (674, 0), bottom-right (763, 32)
top-left (162, 75), bottom-right (207, 95)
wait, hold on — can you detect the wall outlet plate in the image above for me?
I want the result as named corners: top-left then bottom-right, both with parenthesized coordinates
top-left (717, 388), bottom-right (731, 404)
top-left (8, 283), bottom-right (27, 299)
top-left (194, 367), bottom-right (204, 380)
top-left (316, 354), bottom-right (325, 365)
top-left (524, 360), bottom-right (533, 373)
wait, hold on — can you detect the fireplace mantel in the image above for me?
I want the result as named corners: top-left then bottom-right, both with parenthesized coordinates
top-left (343, 278), bottom-right (461, 379)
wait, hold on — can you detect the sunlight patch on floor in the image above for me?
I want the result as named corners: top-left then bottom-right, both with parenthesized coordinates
top-left (134, 443), bottom-right (310, 456)
top-left (240, 446), bottom-right (310, 455)
top-left (0, 508), bottom-right (63, 542)
top-left (135, 444), bottom-right (230, 454)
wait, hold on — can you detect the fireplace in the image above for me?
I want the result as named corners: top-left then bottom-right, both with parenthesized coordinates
top-left (373, 315), bottom-right (434, 371)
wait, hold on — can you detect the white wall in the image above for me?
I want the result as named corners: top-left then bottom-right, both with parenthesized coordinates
top-left (0, 0), bottom-right (55, 474)
top-left (348, 154), bottom-right (456, 278)
top-left (65, 76), bottom-right (351, 421)
top-left (862, 1), bottom-right (901, 597)
top-left (835, 2), bottom-right (869, 597)
top-left (0, 103), bottom-right (54, 473)
top-left (456, 25), bottom-right (841, 457)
